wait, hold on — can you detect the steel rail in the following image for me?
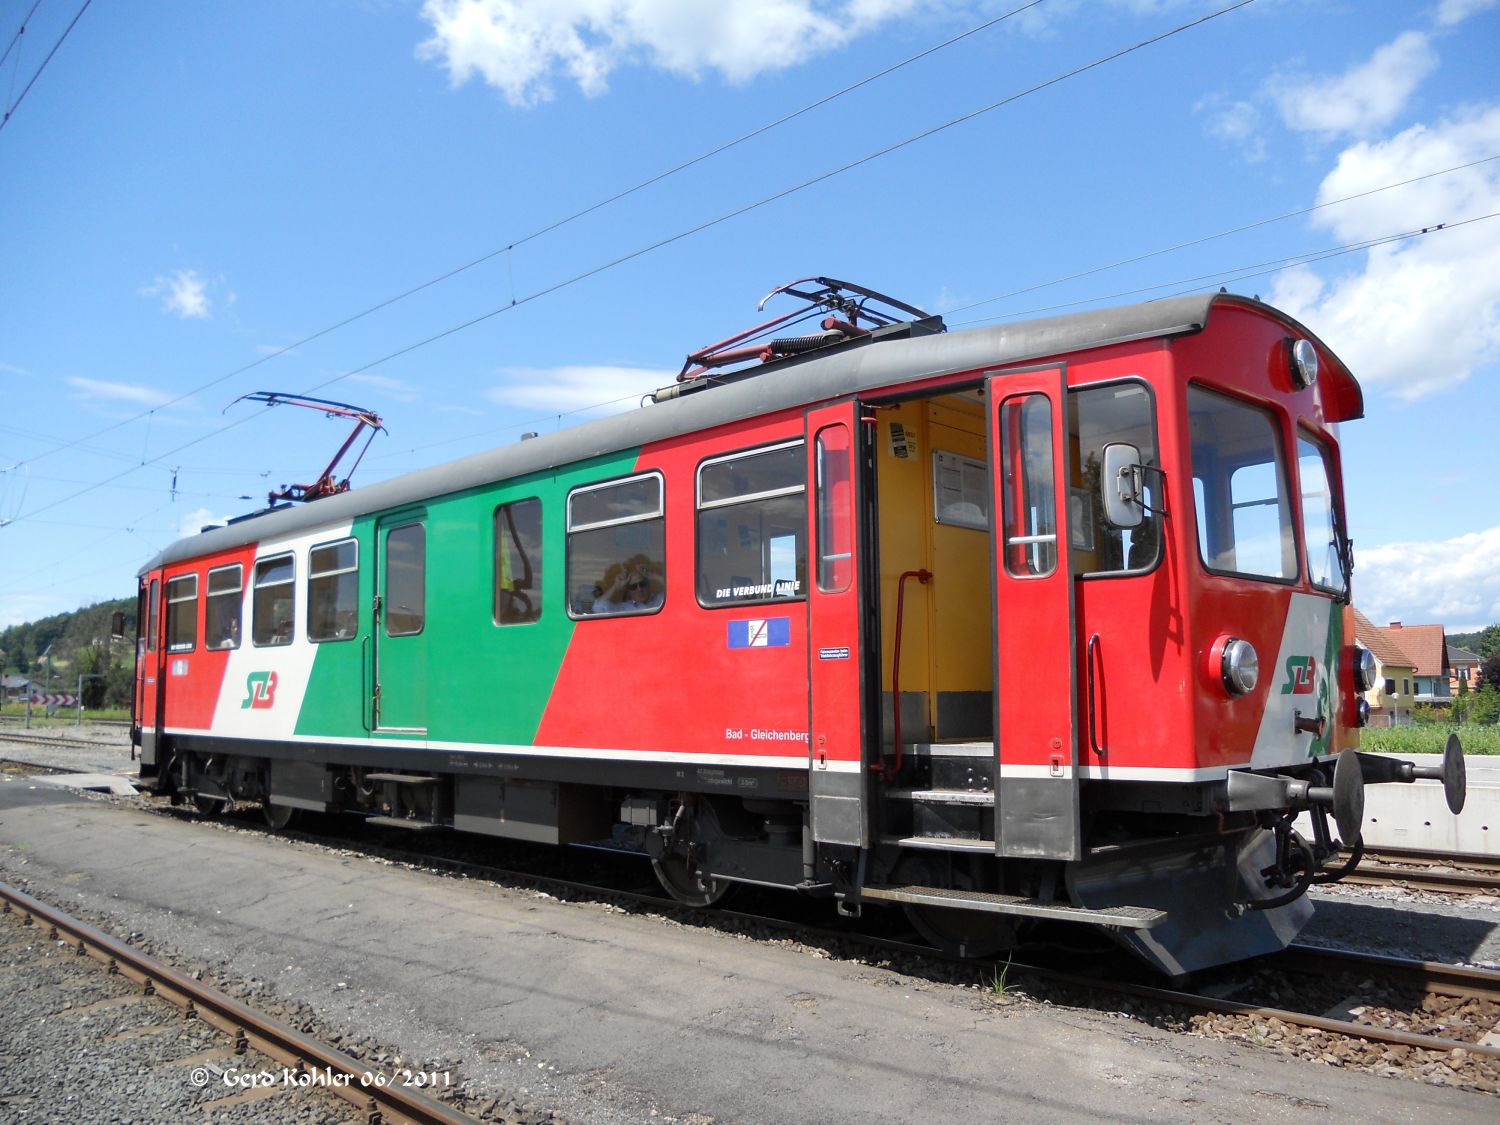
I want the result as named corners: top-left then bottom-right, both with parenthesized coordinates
top-left (1281, 942), bottom-right (1500, 1003)
top-left (0, 882), bottom-right (477, 1125)
top-left (141, 803), bottom-right (1500, 1068)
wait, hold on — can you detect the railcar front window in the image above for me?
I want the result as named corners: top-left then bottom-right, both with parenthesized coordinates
top-left (309, 538), bottom-right (359, 642)
top-left (205, 565), bottom-right (243, 650)
top-left (1298, 434), bottom-right (1347, 594)
top-left (1188, 386), bottom-right (1296, 581)
top-left (495, 499), bottom-right (542, 625)
top-left (1068, 382), bottom-right (1160, 574)
top-left (697, 441), bottom-right (806, 607)
top-left (568, 473), bottom-right (665, 618)
top-left (252, 555), bottom-right (296, 646)
top-left (165, 574), bottom-right (198, 653)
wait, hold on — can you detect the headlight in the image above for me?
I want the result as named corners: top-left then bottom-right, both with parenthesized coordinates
top-left (1288, 338), bottom-right (1319, 390)
top-left (1221, 637), bottom-right (1259, 695)
top-left (1353, 647), bottom-right (1378, 693)
top-left (1357, 698), bottom-right (1370, 727)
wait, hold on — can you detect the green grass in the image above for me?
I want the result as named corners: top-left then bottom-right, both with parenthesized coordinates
top-left (1359, 724), bottom-right (1500, 756)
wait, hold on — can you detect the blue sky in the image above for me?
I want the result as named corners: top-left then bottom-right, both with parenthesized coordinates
top-left (1, 0), bottom-right (1497, 637)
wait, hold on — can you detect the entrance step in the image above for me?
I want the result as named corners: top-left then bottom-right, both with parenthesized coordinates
top-left (885, 788), bottom-right (994, 805)
top-left (365, 773), bottom-right (439, 785)
top-left (885, 835), bottom-right (995, 853)
top-left (364, 815), bottom-right (444, 831)
top-left (859, 884), bottom-right (1166, 929)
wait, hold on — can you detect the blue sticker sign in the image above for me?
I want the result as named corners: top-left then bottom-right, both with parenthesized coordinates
top-left (728, 617), bottom-right (791, 648)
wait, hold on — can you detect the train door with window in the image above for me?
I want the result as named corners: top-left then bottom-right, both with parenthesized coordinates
top-left (988, 367), bottom-right (1082, 861)
top-left (373, 513), bottom-right (428, 734)
top-left (135, 571), bottom-right (167, 771)
top-left (805, 400), bottom-right (875, 847)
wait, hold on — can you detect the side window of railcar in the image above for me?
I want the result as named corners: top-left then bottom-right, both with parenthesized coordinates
top-left (567, 473), bottom-right (664, 618)
top-left (204, 565), bottom-right (243, 650)
top-left (309, 538), bottom-right (359, 642)
top-left (384, 524), bottom-right (426, 637)
top-left (147, 579), bottom-right (159, 653)
top-left (999, 394), bottom-right (1058, 577)
top-left (165, 574), bottom-right (198, 653)
top-left (495, 499), bottom-right (542, 626)
top-left (252, 554), bottom-right (296, 646)
top-left (696, 441), bottom-right (806, 607)
top-left (1187, 386), bottom-right (1296, 581)
top-left (1297, 433), bottom-right (1346, 593)
top-left (1068, 383), bottom-right (1160, 575)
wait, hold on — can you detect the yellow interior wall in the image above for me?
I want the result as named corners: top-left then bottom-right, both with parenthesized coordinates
top-left (874, 395), bottom-right (993, 739)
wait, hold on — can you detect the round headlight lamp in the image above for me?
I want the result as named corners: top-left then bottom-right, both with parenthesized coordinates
top-left (1289, 338), bottom-right (1319, 390)
top-left (1220, 637), bottom-right (1259, 695)
top-left (1357, 698), bottom-right (1371, 727)
top-left (1353, 647), bottom-right (1378, 693)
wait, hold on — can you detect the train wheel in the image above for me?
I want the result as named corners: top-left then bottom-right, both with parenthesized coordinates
top-left (904, 903), bottom-right (1018, 960)
top-left (192, 793), bottom-right (221, 818)
top-left (651, 854), bottom-right (733, 907)
top-left (262, 801), bottom-right (297, 831)
top-left (650, 797), bottom-right (734, 908)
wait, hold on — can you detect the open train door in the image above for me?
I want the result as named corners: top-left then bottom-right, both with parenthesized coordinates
top-left (135, 571), bottom-right (167, 777)
top-left (805, 399), bottom-right (875, 848)
top-left (987, 367), bottom-right (1081, 861)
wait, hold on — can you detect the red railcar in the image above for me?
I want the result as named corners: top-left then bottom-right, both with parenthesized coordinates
top-left (133, 282), bottom-right (1465, 975)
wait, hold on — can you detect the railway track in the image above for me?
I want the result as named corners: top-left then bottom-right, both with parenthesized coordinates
top-left (157, 803), bottom-right (1500, 1084)
top-left (1340, 847), bottom-right (1500, 897)
top-left (0, 881), bottom-right (477, 1125)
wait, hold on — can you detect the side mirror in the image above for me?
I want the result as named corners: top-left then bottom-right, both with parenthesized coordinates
top-left (110, 612), bottom-right (126, 641)
top-left (1101, 442), bottom-right (1145, 529)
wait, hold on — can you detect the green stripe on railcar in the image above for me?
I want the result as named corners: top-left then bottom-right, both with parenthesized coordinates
top-left (293, 449), bottom-right (641, 745)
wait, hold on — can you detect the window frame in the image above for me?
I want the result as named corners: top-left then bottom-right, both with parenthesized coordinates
top-left (204, 563), bottom-right (243, 651)
top-left (694, 439), bottom-right (807, 609)
top-left (382, 522), bottom-right (426, 638)
top-left (1067, 377), bottom-right (1163, 579)
top-left (165, 573), bottom-right (199, 654)
top-left (1187, 384), bottom-right (1298, 586)
top-left (251, 552), bottom-right (297, 647)
top-left (308, 536), bottom-right (360, 643)
top-left (1295, 428), bottom-right (1348, 595)
top-left (494, 497), bottom-right (543, 626)
top-left (566, 470), bottom-right (666, 621)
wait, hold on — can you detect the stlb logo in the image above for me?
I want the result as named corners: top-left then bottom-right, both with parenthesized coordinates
top-left (1280, 656), bottom-right (1317, 696)
top-left (241, 671), bottom-right (278, 710)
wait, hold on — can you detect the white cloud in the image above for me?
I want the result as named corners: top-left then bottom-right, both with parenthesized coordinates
top-left (1356, 526), bottom-right (1500, 633)
top-left (484, 364), bottom-right (671, 415)
top-left (418, 0), bottom-right (922, 106)
top-left (176, 506), bottom-right (231, 537)
top-left (1268, 105), bottom-right (1500, 400)
top-left (66, 377), bottom-right (174, 408)
top-left (1271, 31), bottom-right (1438, 138)
top-left (1435, 0), bottom-right (1498, 27)
top-left (1196, 93), bottom-right (1265, 162)
top-left (143, 269), bottom-right (213, 319)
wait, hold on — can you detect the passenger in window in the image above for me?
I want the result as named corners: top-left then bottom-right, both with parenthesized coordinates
top-left (591, 560), bottom-right (662, 613)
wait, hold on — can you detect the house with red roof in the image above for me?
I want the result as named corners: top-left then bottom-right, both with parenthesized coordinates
top-left (1352, 610), bottom-right (1418, 725)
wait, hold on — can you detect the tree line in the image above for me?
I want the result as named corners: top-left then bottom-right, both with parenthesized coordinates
top-left (0, 597), bottom-right (137, 710)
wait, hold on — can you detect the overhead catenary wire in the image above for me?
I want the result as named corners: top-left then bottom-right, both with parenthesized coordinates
top-left (3, 0), bottom-right (1260, 529)
top-left (0, 0), bottom-right (90, 135)
top-left (13, 0), bottom-right (1046, 472)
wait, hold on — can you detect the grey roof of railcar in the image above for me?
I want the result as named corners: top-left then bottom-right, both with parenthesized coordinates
top-left (139, 291), bottom-right (1264, 573)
